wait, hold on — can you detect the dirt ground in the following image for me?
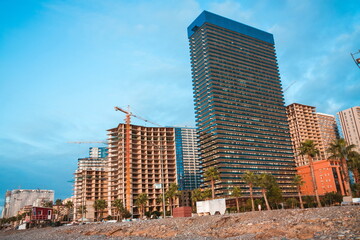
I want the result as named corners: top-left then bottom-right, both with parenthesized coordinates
top-left (0, 206), bottom-right (359, 240)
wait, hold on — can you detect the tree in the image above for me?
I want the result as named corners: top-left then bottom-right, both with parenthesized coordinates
top-left (77, 205), bottom-right (87, 221)
top-left (348, 151), bottom-right (360, 184)
top-left (64, 201), bottom-right (74, 222)
top-left (351, 183), bottom-right (360, 197)
top-left (255, 174), bottom-right (272, 210)
top-left (202, 188), bottom-right (212, 200)
top-left (299, 140), bottom-right (322, 207)
top-left (165, 183), bottom-right (180, 216)
top-left (242, 171), bottom-right (257, 211)
top-left (112, 199), bottom-right (130, 221)
top-left (327, 138), bottom-right (356, 197)
top-left (93, 199), bottom-right (107, 221)
top-left (231, 186), bottom-right (242, 213)
top-left (264, 174), bottom-right (283, 209)
top-left (55, 199), bottom-right (62, 206)
top-left (42, 200), bottom-right (53, 208)
top-left (191, 188), bottom-right (203, 212)
top-left (204, 167), bottom-right (220, 199)
top-left (135, 193), bottom-right (148, 219)
top-left (303, 195), bottom-right (316, 208)
top-left (322, 192), bottom-right (343, 206)
top-left (285, 198), bottom-right (299, 209)
top-left (53, 199), bottom-right (63, 221)
top-left (293, 174), bottom-right (305, 209)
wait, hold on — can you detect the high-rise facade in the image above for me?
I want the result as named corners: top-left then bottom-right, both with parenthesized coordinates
top-left (174, 127), bottom-right (201, 190)
top-left (89, 147), bottom-right (108, 158)
top-left (107, 124), bottom-right (177, 216)
top-left (286, 103), bottom-right (339, 166)
top-left (337, 106), bottom-right (360, 153)
top-left (286, 103), bottom-right (346, 195)
top-left (73, 157), bottom-right (108, 221)
top-left (286, 103), bottom-right (335, 166)
top-left (316, 112), bottom-right (339, 158)
top-left (188, 11), bottom-right (296, 197)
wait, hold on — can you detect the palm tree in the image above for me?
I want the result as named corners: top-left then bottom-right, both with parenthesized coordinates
top-left (165, 183), bottom-right (180, 216)
top-left (327, 138), bottom-right (356, 197)
top-left (231, 186), bottom-right (242, 213)
top-left (299, 140), bottom-right (322, 207)
top-left (348, 151), bottom-right (360, 184)
top-left (255, 173), bottom-right (272, 210)
top-left (93, 199), bottom-right (107, 221)
top-left (243, 171), bottom-right (257, 211)
top-left (77, 205), bottom-right (87, 221)
top-left (293, 174), bottom-right (305, 209)
top-left (202, 188), bottom-right (212, 200)
top-left (204, 167), bottom-right (220, 199)
top-left (112, 199), bottom-right (125, 221)
top-left (191, 188), bottom-right (203, 212)
top-left (64, 200), bottom-right (73, 222)
top-left (55, 199), bottom-right (62, 206)
top-left (135, 193), bottom-right (148, 219)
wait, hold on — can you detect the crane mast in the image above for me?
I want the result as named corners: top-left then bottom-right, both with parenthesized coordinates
top-left (114, 106), bottom-right (161, 212)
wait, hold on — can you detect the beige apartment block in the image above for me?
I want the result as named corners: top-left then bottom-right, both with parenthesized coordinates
top-left (316, 113), bottom-right (339, 158)
top-left (286, 103), bottom-right (324, 166)
top-left (338, 106), bottom-right (360, 153)
top-left (107, 124), bottom-right (177, 217)
top-left (74, 158), bottom-right (108, 221)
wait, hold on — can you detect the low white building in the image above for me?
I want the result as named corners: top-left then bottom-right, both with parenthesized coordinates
top-left (2, 189), bottom-right (54, 218)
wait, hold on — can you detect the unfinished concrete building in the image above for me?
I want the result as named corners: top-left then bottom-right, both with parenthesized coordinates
top-left (74, 157), bottom-right (108, 221)
top-left (107, 124), bottom-right (177, 217)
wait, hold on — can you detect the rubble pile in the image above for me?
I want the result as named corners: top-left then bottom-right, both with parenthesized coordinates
top-left (0, 206), bottom-right (359, 239)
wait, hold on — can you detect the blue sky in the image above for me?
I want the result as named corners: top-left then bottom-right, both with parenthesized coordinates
top-left (0, 0), bottom-right (359, 213)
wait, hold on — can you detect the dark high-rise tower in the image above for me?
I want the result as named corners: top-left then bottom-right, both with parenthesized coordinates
top-left (188, 11), bottom-right (296, 197)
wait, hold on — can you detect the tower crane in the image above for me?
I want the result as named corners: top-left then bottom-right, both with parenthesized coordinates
top-left (114, 106), bottom-right (161, 212)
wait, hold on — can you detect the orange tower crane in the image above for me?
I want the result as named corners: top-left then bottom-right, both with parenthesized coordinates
top-left (114, 106), bottom-right (161, 212)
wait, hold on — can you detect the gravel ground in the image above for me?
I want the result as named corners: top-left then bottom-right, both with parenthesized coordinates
top-left (0, 206), bottom-right (359, 240)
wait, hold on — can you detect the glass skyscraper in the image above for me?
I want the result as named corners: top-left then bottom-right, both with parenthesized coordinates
top-left (188, 11), bottom-right (296, 197)
top-left (174, 127), bottom-right (201, 190)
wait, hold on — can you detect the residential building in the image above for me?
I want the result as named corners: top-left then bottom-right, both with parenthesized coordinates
top-left (286, 103), bottom-right (325, 166)
top-left (316, 112), bottom-right (339, 158)
top-left (286, 103), bottom-right (347, 195)
top-left (107, 124), bottom-right (177, 216)
top-left (337, 106), bottom-right (360, 153)
top-left (296, 160), bottom-right (346, 195)
top-left (2, 189), bottom-right (54, 218)
top-left (286, 104), bottom-right (339, 166)
top-left (74, 157), bottom-right (108, 221)
top-left (89, 147), bottom-right (108, 158)
top-left (174, 127), bottom-right (201, 190)
top-left (188, 11), bottom-right (296, 197)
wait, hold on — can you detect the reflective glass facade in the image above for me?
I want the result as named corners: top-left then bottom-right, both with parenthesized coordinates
top-left (174, 127), bottom-right (201, 190)
top-left (188, 11), bottom-right (296, 196)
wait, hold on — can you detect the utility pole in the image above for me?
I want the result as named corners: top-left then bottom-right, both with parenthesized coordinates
top-left (351, 50), bottom-right (360, 69)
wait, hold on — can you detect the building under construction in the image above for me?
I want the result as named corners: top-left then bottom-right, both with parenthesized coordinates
top-left (107, 124), bottom-right (177, 216)
top-left (74, 156), bottom-right (108, 221)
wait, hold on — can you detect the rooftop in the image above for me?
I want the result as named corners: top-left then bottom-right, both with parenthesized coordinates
top-left (187, 10), bottom-right (274, 44)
